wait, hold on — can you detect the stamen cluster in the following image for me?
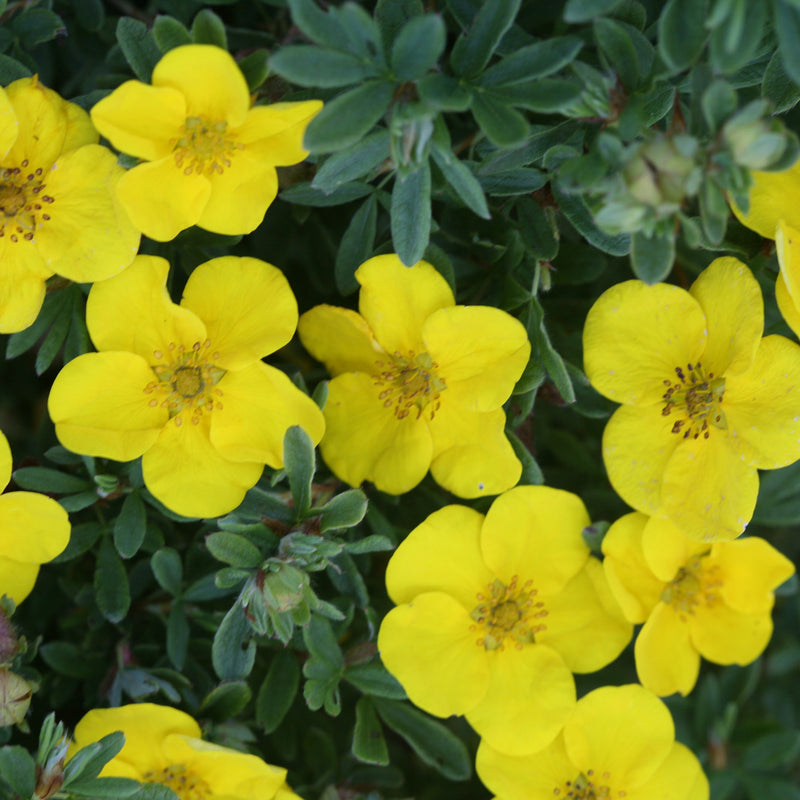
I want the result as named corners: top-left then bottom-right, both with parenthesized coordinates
top-left (660, 553), bottom-right (722, 619)
top-left (470, 575), bottom-right (547, 650)
top-left (0, 160), bottom-right (54, 243)
top-left (142, 765), bottom-right (211, 800)
top-left (172, 115), bottom-right (244, 176)
top-left (373, 350), bottom-right (447, 420)
top-left (661, 361), bottom-right (726, 439)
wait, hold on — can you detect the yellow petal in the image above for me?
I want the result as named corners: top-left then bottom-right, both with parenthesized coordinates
top-left (481, 485), bottom-right (590, 595)
top-left (476, 733), bottom-right (575, 800)
top-left (731, 159), bottom-right (800, 239)
top-left (428, 404), bottom-right (521, 498)
top-left (776, 271), bottom-right (800, 339)
top-left (688, 257), bottom-right (763, 377)
top-left (90, 81), bottom-right (186, 161)
top-left (49, 352), bottom-right (166, 461)
top-left (424, 305), bottom-right (530, 411)
top-left (384, 504), bottom-right (492, 608)
top-left (35, 145), bottom-right (141, 282)
top-left (601, 512), bottom-right (664, 623)
top-left (467, 644), bottom-right (575, 756)
top-left (776, 219), bottom-right (800, 306)
top-left (116, 157), bottom-right (210, 242)
top-left (298, 304), bottom-right (385, 376)
top-left (210, 362), bottom-right (325, 467)
top-left (196, 155), bottom-right (277, 235)
top-left (661, 433), bottom-right (758, 541)
top-left (0, 242), bottom-right (47, 333)
top-left (689, 601), bottom-right (773, 665)
top-left (603, 404), bottom-right (682, 516)
top-left (0, 85), bottom-right (18, 158)
top-left (0, 431), bottom-right (9, 490)
top-left (356, 255), bottom-right (454, 354)
top-left (564, 684), bottom-right (674, 788)
top-left (635, 603), bottom-right (700, 696)
top-left (712, 537), bottom-right (795, 614)
top-left (536, 559), bottom-right (632, 673)
top-left (583, 279), bottom-right (706, 405)
top-left (378, 592), bottom-right (490, 718)
top-left (142, 413), bottom-right (263, 518)
top-left (0, 492), bottom-right (69, 562)
top-left (86, 255), bottom-right (207, 363)
top-left (0, 558), bottom-right (38, 605)
top-left (181, 257), bottom-right (297, 370)
top-left (152, 45), bottom-right (250, 127)
top-left (319, 372), bottom-right (433, 494)
top-left (725, 335), bottom-right (800, 469)
top-left (625, 742), bottom-right (709, 800)
top-left (641, 515), bottom-right (708, 583)
top-left (237, 101), bottom-right (322, 166)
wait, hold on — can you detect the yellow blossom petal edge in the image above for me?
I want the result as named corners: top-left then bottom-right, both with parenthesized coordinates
top-left (731, 158), bottom-right (800, 239)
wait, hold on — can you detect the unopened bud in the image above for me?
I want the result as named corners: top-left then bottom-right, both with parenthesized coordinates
top-left (34, 741), bottom-right (67, 800)
top-left (0, 667), bottom-right (32, 726)
top-left (0, 610), bottom-right (17, 662)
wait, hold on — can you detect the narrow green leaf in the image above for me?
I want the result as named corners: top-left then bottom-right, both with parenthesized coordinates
top-left (0, 54), bottom-right (31, 84)
top-left (62, 733), bottom-right (125, 786)
top-left (563, 0), bottom-right (623, 22)
top-left (212, 602), bottom-right (256, 680)
top-left (478, 168), bottom-right (547, 196)
top-left (11, 8), bottom-right (65, 48)
top-left (517, 197), bottom-right (558, 260)
top-left (313, 130), bottom-right (389, 193)
top-left (287, 0), bottom-right (348, 49)
top-left (701, 79), bottom-right (737, 131)
top-left (94, 538), bottom-right (131, 623)
top-left (553, 185), bottom-right (631, 256)
top-left (594, 17), bottom-right (649, 89)
top-left (450, 0), bottom-right (522, 78)
top-left (237, 50), bottom-right (270, 91)
top-left (35, 298), bottom-right (72, 375)
top-left (191, 9), bottom-right (227, 49)
top-left (151, 548), bottom-right (183, 596)
top-left (630, 229), bottom-right (676, 284)
top-left (269, 46), bottom-right (377, 88)
top-left (303, 614), bottom-right (344, 670)
top-left (52, 522), bottom-right (103, 564)
top-left (304, 81), bottom-right (394, 153)
top-left (658, 0), bottom-right (709, 72)
top-left (63, 777), bottom-right (140, 798)
top-left (283, 425), bottom-right (315, 516)
top-left (12, 466), bottom-right (91, 494)
top-left (481, 37), bottom-right (583, 86)
top-left (763, 50), bottom-right (800, 113)
top-left (113, 492), bottom-right (147, 559)
top-left (74, 0), bottom-right (105, 31)
top-left (417, 73), bottom-right (472, 110)
top-left (256, 650), bottom-right (300, 733)
top-left (743, 731), bottom-right (800, 769)
top-left (344, 662), bottom-right (407, 698)
top-left (709, 0), bottom-right (766, 75)
top-left (471, 92), bottom-right (529, 147)
top-left (116, 17), bottom-right (161, 82)
top-left (431, 145), bottom-right (489, 218)
top-left (317, 489), bottom-right (368, 532)
top-left (506, 429), bottom-right (545, 485)
top-left (525, 296), bottom-right (575, 404)
top-left (391, 162), bottom-right (431, 266)
top-left (166, 601), bottom-right (189, 670)
top-left (391, 14), bottom-right (446, 81)
top-left (205, 531), bottom-right (263, 568)
top-left (281, 181), bottom-right (373, 207)
top-left (0, 746), bottom-right (35, 797)
top-left (489, 79), bottom-right (582, 112)
top-left (152, 15), bottom-right (191, 52)
top-left (353, 697), bottom-right (389, 765)
top-left (375, 0), bottom-right (424, 50)
top-left (335, 194), bottom-right (378, 295)
top-left (199, 680), bottom-right (252, 721)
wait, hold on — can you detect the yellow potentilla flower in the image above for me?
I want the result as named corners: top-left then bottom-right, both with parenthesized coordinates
top-left (90, 44), bottom-right (322, 242)
top-left (0, 76), bottom-right (139, 332)
top-left (377, 486), bottom-right (632, 755)
top-left (476, 684), bottom-right (709, 800)
top-left (730, 157), bottom-right (800, 240)
top-left (298, 254), bottom-right (530, 497)
top-left (0, 429), bottom-right (69, 604)
top-left (71, 703), bottom-right (301, 800)
top-left (602, 512), bottom-right (794, 697)
top-left (48, 254), bottom-right (324, 518)
top-left (583, 256), bottom-right (800, 541)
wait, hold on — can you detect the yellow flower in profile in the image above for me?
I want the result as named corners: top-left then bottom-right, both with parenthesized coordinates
top-left (90, 44), bottom-right (322, 241)
top-left (378, 486), bottom-right (632, 755)
top-left (476, 684), bottom-right (709, 800)
top-left (298, 255), bottom-right (530, 498)
top-left (584, 257), bottom-right (800, 541)
top-left (602, 512), bottom-right (794, 697)
top-left (71, 703), bottom-right (302, 800)
top-left (0, 76), bottom-right (139, 332)
top-left (0, 430), bottom-right (69, 604)
top-left (48, 255), bottom-right (324, 518)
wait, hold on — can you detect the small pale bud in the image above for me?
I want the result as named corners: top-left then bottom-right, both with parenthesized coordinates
top-left (0, 668), bottom-right (32, 727)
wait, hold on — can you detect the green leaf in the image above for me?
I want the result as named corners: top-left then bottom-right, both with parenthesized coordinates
top-left (152, 15), bottom-right (192, 52)
top-left (375, 0), bottom-right (423, 50)
top-left (212, 602), bottom-right (256, 680)
top-left (304, 81), bottom-right (394, 153)
top-left (0, 746), bottom-right (35, 797)
top-left (199, 680), bottom-right (252, 720)
top-left (742, 774), bottom-right (800, 800)
top-left (431, 144), bottom-right (490, 219)
top-left (62, 733), bottom-right (125, 786)
top-left (563, 0), bottom-right (623, 22)
top-left (0, 53), bottom-right (31, 83)
top-left (353, 697), bottom-right (389, 765)
top-left (630, 229), bottom-right (676, 283)
top-left (517, 197), bottom-right (558, 260)
top-left (391, 162), bottom-right (431, 266)
top-left (471, 92), bottom-right (529, 147)
top-left (373, 698), bottom-right (471, 780)
top-left (237, 50), bottom-right (270, 91)
top-left (11, 8), bottom-right (65, 48)
top-left (256, 650), bottom-right (300, 732)
top-left (74, 0), bottom-right (105, 31)
top-left (391, 14), bottom-right (446, 81)
top-left (283, 425), bottom-right (316, 516)
top-left (269, 46), bottom-right (378, 88)
top-left (151, 548), bottom-right (183, 596)
top-left (166, 601), bottom-right (189, 670)
top-left (116, 17), bottom-right (162, 82)
top-left (94, 539), bottom-right (130, 623)
top-left (191, 9), bottom-right (227, 48)
top-left (335, 194), bottom-right (378, 295)
top-left (34, 294), bottom-right (73, 375)
top-left (417, 73), bottom-right (472, 111)
top-left (281, 180), bottom-right (373, 207)
top-left (478, 168), bottom-right (547, 196)
top-left (709, 0), bottom-right (766, 75)
top-left (450, 0), bottom-right (522, 78)
top-left (490, 79), bottom-right (582, 112)
top-left (553, 184), bottom-right (631, 256)
top-left (507, 429), bottom-right (545, 484)
top-left (594, 17), bottom-right (652, 89)
top-left (743, 730), bottom-right (800, 769)
top-left (481, 37), bottom-right (583, 86)
top-left (113, 492), bottom-right (147, 559)
top-left (343, 535), bottom-right (394, 555)
top-left (658, 0), bottom-right (709, 72)
top-left (12, 466), bottom-right (91, 494)
top-left (763, 49), bottom-right (800, 113)
top-left (206, 531), bottom-right (263, 568)
top-left (701, 79), bottom-right (737, 131)
top-left (313, 130), bottom-right (390, 193)
top-left (302, 615), bottom-right (344, 715)
top-left (524, 296), bottom-right (575, 404)
top-left (344, 661), bottom-right (407, 699)
top-left (316, 489), bottom-right (368, 532)
top-left (63, 777), bottom-right (141, 798)
top-left (51, 522), bottom-right (103, 564)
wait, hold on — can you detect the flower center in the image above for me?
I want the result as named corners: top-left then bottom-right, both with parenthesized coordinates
top-left (373, 350), bottom-right (447, 420)
top-left (172, 116), bottom-right (244, 176)
top-left (142, 764), bottom-right (211, 800)
top-left (554, 770), bottom-right (625, 799)
top-left (470, 576), bottom-right (547, 651)
top-left (0, 160), bottom-right (54, 243)
top-left (661, 362), bottom-right (726, 439)
top-left (144, 339), bottom-right (226, 426)
top-left (660, 552), bottom-right (722, 619)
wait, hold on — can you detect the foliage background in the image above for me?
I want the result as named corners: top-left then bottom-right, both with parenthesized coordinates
top-left (1, 0), bottom-right (800, 799)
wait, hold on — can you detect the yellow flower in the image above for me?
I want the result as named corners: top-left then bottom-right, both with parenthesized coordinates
top-left (583, 256), bottom-right (800, 541)
top-left (602, 512), bottom-right (794, 697)
top-left (298, 255), bottom-right (530, 497)
top-left (0, 429), bottom-right (69, 604)
top-left (476, 684), bottom-right (709, 800)
top-left (377, 486), bottom-right (632, 755)
top-left (71, 703), bottom-right (301, 800)
top-left (730, 157), bottom-right (800, 240)
top-left (90, 44), bottom-right (322, 242)
top-left (0, 76), bottom-right (139, 332)
top-left (48, 255), bottom-right (324, 518)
